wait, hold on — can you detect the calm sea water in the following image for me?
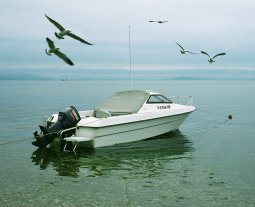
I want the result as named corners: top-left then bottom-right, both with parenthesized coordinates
top-left (0, 80), bottom-right (254, 207)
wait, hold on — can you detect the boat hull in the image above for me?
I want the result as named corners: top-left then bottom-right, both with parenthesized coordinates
top-left (75, 112), bottom-right (192, 148)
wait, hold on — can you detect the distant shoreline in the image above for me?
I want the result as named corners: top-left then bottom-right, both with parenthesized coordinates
top-left (0, 68), bottom-right (255, 80)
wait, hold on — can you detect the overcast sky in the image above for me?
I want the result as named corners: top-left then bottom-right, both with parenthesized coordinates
top-left (0, 0), bottom-right (255, 70)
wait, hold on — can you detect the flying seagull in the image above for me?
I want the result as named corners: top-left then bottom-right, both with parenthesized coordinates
top-left (149, 20), bottom-right (168, 24)
top-left (176, 42), bottom-right (197, 54)
top-left (201, 51), bottom-right (226, 63)
top-left (45, 14), bottom-right (93, 45)
top-left (45, 37), bottom-right (74, 66)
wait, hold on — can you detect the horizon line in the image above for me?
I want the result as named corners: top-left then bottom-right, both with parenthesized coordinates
top-left (1, 64), bottom-right (255, 71)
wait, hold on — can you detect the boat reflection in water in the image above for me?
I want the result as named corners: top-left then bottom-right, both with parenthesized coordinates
top-left (31, 130), bottom-right (193, 178)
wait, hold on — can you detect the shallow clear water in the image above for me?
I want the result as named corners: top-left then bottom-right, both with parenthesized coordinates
top-left (0, 80), bottom-right (254, 206)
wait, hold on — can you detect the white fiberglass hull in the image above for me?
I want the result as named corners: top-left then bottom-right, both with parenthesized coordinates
top-left (43, 90), bottom-right (196, 149)
top-left (74, 111), bottom-right (192, 148)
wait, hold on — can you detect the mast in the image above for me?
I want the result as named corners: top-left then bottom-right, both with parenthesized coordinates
top-left (128, 25), bottom-right (132, 89)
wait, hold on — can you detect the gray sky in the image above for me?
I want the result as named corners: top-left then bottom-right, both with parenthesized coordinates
top-left (0, 0), bottom-right (255, 70)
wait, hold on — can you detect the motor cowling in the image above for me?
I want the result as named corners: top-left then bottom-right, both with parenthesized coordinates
top-left (32, 106), bottom-right (81, 148)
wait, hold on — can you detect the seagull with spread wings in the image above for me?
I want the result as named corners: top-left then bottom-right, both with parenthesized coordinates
top-left (45, 14), bottom-right (93, 45)
top-left (176, 42), bottom-right (197, 54)
top-left (45, 37), bottom-right (74, 66)
top-left (149, 20), bottom-right (168, 24)
top-left (201, 51), bottom-right (226, 63)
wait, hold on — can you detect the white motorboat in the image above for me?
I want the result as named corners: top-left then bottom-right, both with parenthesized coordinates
top-left (32, 90), bottom-right (195, 149)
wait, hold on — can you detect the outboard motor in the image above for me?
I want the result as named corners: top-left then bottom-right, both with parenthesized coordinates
top-left (32, 106), bottom-right (81, 148)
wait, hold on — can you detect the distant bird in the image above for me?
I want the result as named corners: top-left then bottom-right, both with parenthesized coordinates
top-left (149, 20), bottom-right (168, 24)
top-left (45, 14), bottom-right (93, 45)
top-left (176, 42), bottom-right (197, 54)
top-left (45, 37), bottom-right (74, 66)
top-left (201, 51), bottom-right (226, 63)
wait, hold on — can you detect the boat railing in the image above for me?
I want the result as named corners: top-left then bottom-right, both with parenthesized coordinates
top-left (170, 96), bottom-right (194, 106)
top-left (58, 126), bottom-right (77, 139)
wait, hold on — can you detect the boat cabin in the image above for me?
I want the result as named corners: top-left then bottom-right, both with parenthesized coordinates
top-left (94, 90), bottom-right (173, 118)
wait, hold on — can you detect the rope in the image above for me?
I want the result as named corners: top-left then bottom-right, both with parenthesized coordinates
top-left (187, 106), bottom-right (233, 138)
top-left (0, 137), bottom-right (35, 146)
top-left (196, 107), bottom-right (233, 120)
top-left (0, 131), bottom-right (60, 146)
top-left (189, 118), bottom-right (228, 138)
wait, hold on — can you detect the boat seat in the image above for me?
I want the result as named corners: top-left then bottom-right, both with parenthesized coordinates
top-left (94, 109), bottom-right (111, 118)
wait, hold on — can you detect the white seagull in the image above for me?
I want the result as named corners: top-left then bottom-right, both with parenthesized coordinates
top-left (45, 37), bottom-right (74, 66)
top-left (201, 51), bottom-right (226, 63)
top-left (149, 20), bottom-right (168, 24)
top-left (45, 14), bottom-right (93, 45)
top-left (176, 42), bottom-right (197, 54)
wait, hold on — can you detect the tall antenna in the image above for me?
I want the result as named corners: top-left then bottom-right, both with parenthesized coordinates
top-left (128, 25), bottom-right (132, 89)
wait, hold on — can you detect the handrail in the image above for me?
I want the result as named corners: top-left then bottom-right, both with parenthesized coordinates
top-left (169, 96), bottom-right (194, 106)
top-left (59, 126), bottom-right (77, 139)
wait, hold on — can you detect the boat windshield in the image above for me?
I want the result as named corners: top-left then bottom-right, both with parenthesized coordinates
top-left (147, 95), bottom-right (172, 104)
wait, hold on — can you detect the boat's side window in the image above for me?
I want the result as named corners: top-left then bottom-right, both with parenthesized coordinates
top-left (147, 95), bottom-right (172, 104)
